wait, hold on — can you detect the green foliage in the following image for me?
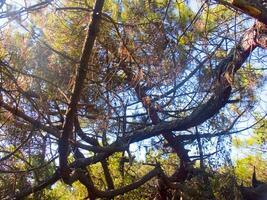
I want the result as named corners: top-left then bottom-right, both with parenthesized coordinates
top-left (235, 155), bottom-right (267, 186)
top-left (42, 181), bottom-right (87, 200)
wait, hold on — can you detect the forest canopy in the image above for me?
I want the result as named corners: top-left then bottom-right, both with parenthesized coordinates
top-left (0, 0), bottom-right (267, 199)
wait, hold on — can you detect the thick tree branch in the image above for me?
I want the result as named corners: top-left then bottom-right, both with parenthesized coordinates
top-left (218, 0), bottom-right (267, 25)
top-left (101, 159), bottom-right (115, 190)
top-left (126, 25), bottom-right (259, 144)
top-left (58, 0), bottom-right (105, 182)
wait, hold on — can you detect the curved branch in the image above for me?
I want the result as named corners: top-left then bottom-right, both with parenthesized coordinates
top-left (94, 166), bottom-right (161, 198)
top-left (126, 25), bottom-right (258, 144)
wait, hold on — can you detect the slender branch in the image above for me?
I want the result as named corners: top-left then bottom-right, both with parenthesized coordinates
top-left (0, 128), bottom-right (34, 162)
top-left (0, 0), bottom-right (51, 19)
top-left (0, 100), bottom-right (60, 137)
